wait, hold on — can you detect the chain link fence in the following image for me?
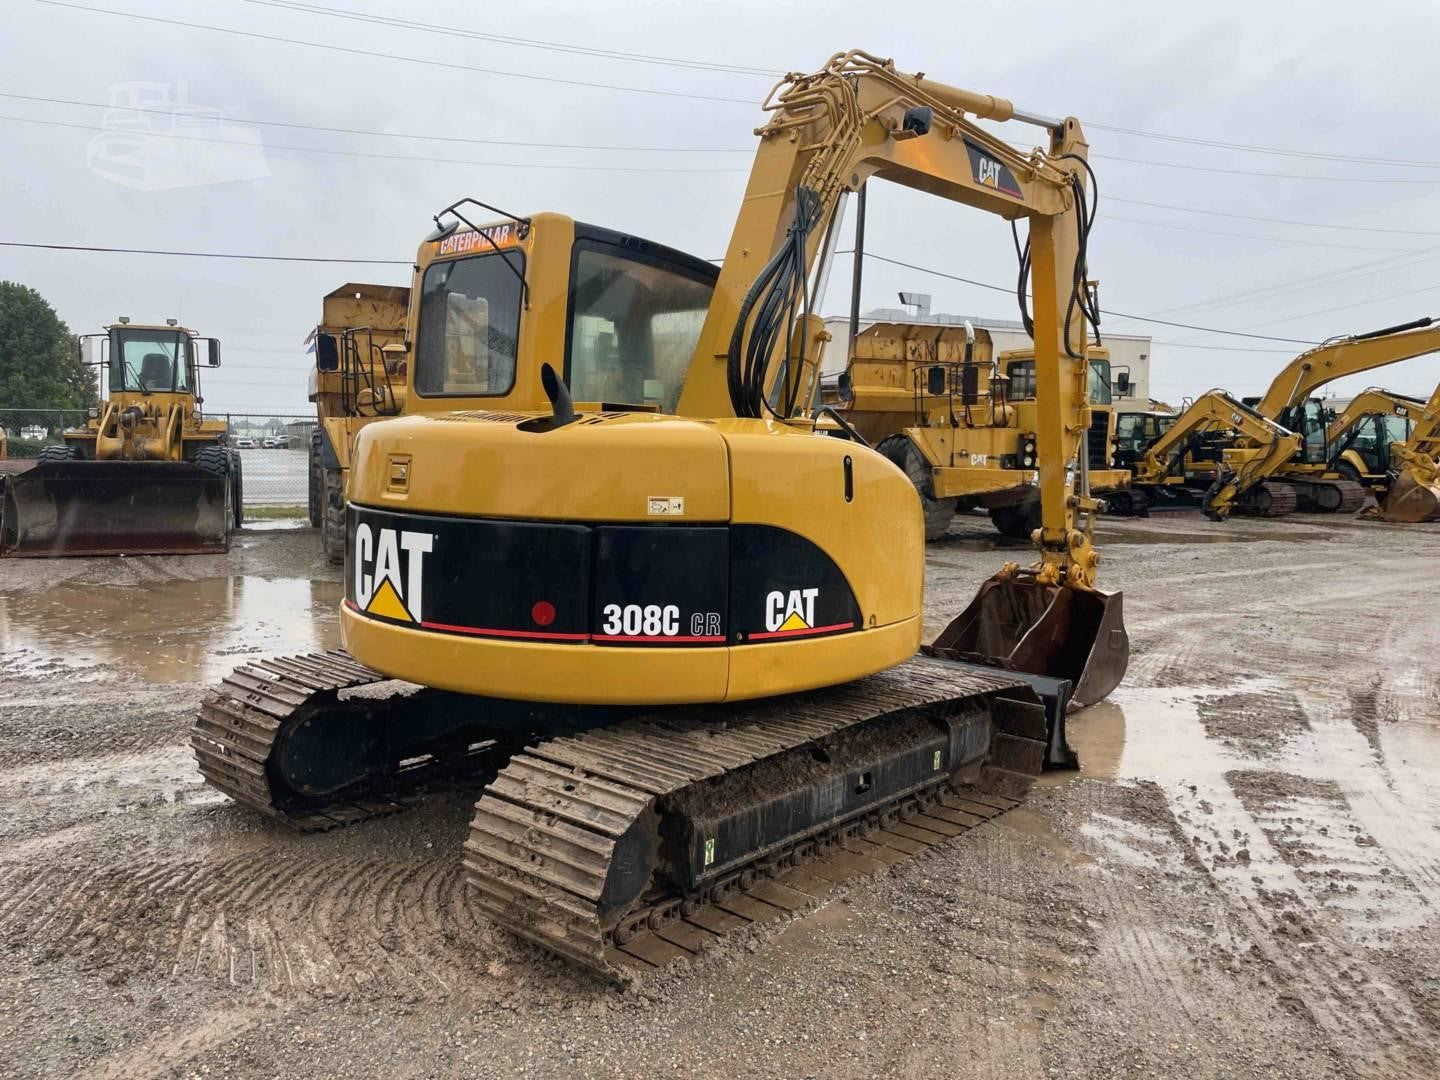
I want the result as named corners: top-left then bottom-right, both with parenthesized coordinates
top-left (2, 408), bottom-right (315, 518)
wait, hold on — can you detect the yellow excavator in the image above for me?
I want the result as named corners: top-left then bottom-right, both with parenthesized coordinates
top-left (0, 319), bottom-right (238, 556)
top-left (829, 322), bottom-right (1130, 538)
top-left (306, 283), bottom-right (410, 562)
top-left (192, 52), bottom-right (1126, 978)
top-left (1127, 317), bottom-right (1440, 519)
top-left (1327, 384), bottom-right (1440, 521)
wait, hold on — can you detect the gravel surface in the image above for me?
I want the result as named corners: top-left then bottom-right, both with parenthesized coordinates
top-left (1, 511), bottom-right (1437, 1078)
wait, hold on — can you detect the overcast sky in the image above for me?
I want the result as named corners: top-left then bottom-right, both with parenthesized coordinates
top-left (4, 0), bottom-right (1440, 415)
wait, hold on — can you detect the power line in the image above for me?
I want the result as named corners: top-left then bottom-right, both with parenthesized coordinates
top-left (236, 0), bottom-right (781, 78)
top-left (1089, 121), bottom-right (1440, 170)
top-left (0, 114), bottom-right (752, 173)
top-left (0, 91), bottom-right (754, 154)
top-left (1090, 152), bottom-right (1440, 185)
top-left (1107, 196), bottom-right (1440, 237)
top-left (1102, 213), bottom-right (1423, 254)
top-left (34, 1), bottom-right (758, 106)
top-left (0, 241), bottom-right (410, 265)
top-left (849, 252), bottom-right (1318, 344)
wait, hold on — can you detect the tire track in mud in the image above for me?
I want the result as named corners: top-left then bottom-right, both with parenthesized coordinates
top-left (1103, 687), bottom-right (1440, 1077)
top-left (0, 841), bottom-right (512, 1000)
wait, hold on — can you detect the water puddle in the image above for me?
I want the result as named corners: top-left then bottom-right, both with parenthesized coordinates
top-left (0, 576), bottom-right (342, 683)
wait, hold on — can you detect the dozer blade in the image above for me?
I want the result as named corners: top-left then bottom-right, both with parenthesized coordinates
top-left (1375, 471), bottom-right (1440, 523)
top-left (0, 460), bottom-right (229, 557)
top-left (925, 576), bottom-right (1129, 709)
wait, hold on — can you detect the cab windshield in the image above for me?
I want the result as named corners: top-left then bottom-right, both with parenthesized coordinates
top-left (415, 251), bottom-right (525, 397)
top-left (1003, 357), bottom-right (1113, 404)
top-left (566, 240), bottom-right (715, 412)
top-left (109, 328), bottom-right (191, 393)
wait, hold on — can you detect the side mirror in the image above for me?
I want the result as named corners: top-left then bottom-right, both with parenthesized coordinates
top-left (80, 336), bottom-right (103, 366)
top-left (1115, 372), bottom-right (1131, 395)
top-left (315, 334), bottom-right (340, 372)
top-left (927, 365), bottom-right (946, 397)
top-left (837, 371), bottom-right (853, 403)
top-left (205, 338), bottom-right (222, 367)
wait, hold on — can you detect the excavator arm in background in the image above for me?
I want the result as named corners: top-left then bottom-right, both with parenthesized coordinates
top-left (677, 50), bottom-right (1123, 701)
top-left (1132, 390), bottom-right (1302, 520)
top-left (1325, 387), bottom-right (1427, 446)
top-left (1252, 316), bottom-right (1440, 423)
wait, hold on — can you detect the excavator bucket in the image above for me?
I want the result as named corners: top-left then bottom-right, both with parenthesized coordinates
top-left (1375, 471), bottom-right (1440, 523)
top-left (0, 460), bottom-right (230, 557)
top-left (925, 575), bottom-right (1129, 709)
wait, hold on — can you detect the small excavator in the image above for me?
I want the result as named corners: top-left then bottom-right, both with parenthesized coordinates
top-left (193, 52), bottom-right (1127, 979)
top-left (1126, 317), bottom-right (1440, 519)
top-left (1327, 383), bottom-right (1440, 521)
top-left (306, 283), bottom-right (410, 562)
top-left (0, 319), bottom-right (238, 556)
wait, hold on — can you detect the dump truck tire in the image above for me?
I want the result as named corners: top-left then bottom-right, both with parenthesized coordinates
top-left (308, 428), bottom-right (323, 528)
top-left (321, 465), bottom-right (345, 565)
top-left (229, 450), bottom-right (244, 529)
top-left (989, 498), bottom-right (1041, 540)
top-left (37, 445), bottom-right (77, 463)
top-left (879, 435), bottom-right (955, 541)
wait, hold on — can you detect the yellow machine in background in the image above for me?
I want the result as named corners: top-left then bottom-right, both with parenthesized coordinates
top-left (1327, 383), bottom-right (1440, 522)
top-left (0, 319), bottom-right (237, 556)
top-left (1126, 317), bottom-right (1440, 518)
top-left (832, 323), bottom-right (1129, 538)
top-left (307, 283), bottom-right (410, 562)
top-left (195, 52), bottom-right (1127, 979)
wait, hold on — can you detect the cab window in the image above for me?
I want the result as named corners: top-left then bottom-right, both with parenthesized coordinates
top-left (566, 241), bottom-right (715, 412)
top-left (110, 329), bottom-right (190, 393)
top-left (415, 251), bottom-right (525, 397)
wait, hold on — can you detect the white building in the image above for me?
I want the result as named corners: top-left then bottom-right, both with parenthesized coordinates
top-left (821, 304), bottom-right (1152, 407)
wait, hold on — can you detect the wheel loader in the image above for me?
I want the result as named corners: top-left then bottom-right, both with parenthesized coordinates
top-left (0, 319), bottom-right (238, 556)
top-left (827, 321), bottom-right (1130, 538)
top-left (306, 283), bottom-right (410, 563)
top-left (1326, 383), bottom-right (1440, 522)
top-left (1124, 317), bottom-right (1440, 520)
top-left (192, 51), bottom-right (1128, 979)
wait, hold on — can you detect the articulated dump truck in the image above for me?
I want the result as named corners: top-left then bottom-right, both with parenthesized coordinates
top-left (0, 319), bottom-right (237, 557)
top-left (192, 51), bottom-right (1128, 980)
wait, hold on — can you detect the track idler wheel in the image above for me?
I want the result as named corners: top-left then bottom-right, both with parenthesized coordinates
top-left (926, 575), bottom-right (1129, 709)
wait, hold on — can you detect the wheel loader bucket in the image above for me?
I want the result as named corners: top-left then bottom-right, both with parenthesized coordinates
top-left (0, 460), bottom-right (230, 557)
top-left (924, 576), bottom-right (1129, 709)
top-left (1376, 471), bottom-right (1440, 523)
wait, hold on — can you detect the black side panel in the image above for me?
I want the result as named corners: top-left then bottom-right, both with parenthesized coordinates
top-left (729, 525), bottom-right (861, 642)
top-left (591, 526), bottom-right (729, 645)
top-left (347, 505), bottom-right (591, 642)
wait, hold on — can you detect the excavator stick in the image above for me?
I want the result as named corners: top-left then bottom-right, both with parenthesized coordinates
top-left (0, 460), bottom-right (230, 557)
top-left (926, 574), bottom-right (1128, 710)
top-left (1375, 471), bottom-right (1440, 523)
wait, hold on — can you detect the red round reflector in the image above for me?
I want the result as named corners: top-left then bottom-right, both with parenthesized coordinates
top-left (531, 601), bottom-right (556, 627)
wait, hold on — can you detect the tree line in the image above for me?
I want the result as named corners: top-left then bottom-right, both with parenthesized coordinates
top-left (0, 282), bottom-right (99, 434)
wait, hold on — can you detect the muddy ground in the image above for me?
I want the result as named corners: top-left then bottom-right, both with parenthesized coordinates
top-left (1, 511), bottom-right (1437, 1079)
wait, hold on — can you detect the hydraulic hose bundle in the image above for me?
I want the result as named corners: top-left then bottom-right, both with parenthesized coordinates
top-left (728, 187), bottom-right (823, 419)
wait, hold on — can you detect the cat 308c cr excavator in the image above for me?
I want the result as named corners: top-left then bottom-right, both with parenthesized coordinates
top-left (192, 52), bottom-right (1127, 979)
top-left (1126, 317), bottom-right (1440, 519)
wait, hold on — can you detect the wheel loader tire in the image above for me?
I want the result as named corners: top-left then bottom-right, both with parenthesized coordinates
top-left (37, 444), bottom-right (77, 463)
top-left (878, 435), bottom-right (955, 541)
top-left (320, 465), bottom-right (345, 565)
top-left (1336, 461), bottom-right (1363, 486)
top-left (193, 446), bottom-right (230, 477)
top-left (229, 449), bottom-right (244, 529)
top-left (989, 498), bottom-right (1041, 540)
top-left (307, 428), bottom-right (323, 528)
